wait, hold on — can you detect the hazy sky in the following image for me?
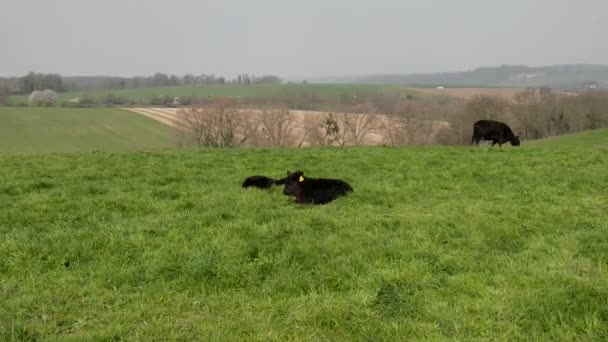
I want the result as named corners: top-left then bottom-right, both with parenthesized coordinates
top-left (1, 0), bottom-right (606, 78)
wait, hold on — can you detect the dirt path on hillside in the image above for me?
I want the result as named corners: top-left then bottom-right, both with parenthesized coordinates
top-left (125, 108), bottom-right (182, 128)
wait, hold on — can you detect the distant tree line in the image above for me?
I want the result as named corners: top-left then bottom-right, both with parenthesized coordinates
top-left (0, 72), bottom-right (282, 95)
top-left (0, 72), bottom-right (64, 95)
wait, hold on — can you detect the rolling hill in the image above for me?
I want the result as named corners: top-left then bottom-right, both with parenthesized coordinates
top-left (1, 128), bottom-right (606, 340)
top-left (326, 64), bottom-right (608, 90)
top-left (0, 107), bottom-right (175, 153)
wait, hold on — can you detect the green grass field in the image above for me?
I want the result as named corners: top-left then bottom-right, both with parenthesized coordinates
top-left (6, 84), bottom-right (406, 106)
top-left (527, 128), bottom-right (608, 149)
top-left (0, 107), bottom-right (175, 154)
top-left (1, 131), bottom-right (607, 340)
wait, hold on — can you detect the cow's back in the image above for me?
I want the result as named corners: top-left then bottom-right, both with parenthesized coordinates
top-left (474, 120), bottom-right (499, 129)
top-left (473, 120), bottom-right (500, 136)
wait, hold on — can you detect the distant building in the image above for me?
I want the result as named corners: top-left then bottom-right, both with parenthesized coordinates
top-left (520, 73), bottom-right (537, 79)
top-left (583, 81), bottom-right (599, 89)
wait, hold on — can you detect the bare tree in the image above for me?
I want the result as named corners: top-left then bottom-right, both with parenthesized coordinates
top-left (513, 88), bottom-right (541, 140)
top-left (467, 94), bottom-right (510, 122)
top-left (381, 116), bottom-right (409, 146)
top-left (415, 100), bottom-right (440, 144)
top-left (390, 99), bottom-right (426, 145)
top-left (341, 104), bottom-right (382, 145)
top-left (258, 108), bottom-right (298, 146)
top-left (577, 91), bottom-right (608, 130)
top-left (539, 87), bottom-right (572, 136)
top-left (239, 111), bottom-right (263, 146)
top-left (435, 124), bottom-right (460, 145)
top-left (297, 114), bottom-right (323, 147)
top-left (176, 100), bottom-right (242, 147)
top-left (437, 97), bottom-right (467, 144)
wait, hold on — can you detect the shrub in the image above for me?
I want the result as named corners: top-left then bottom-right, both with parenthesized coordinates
top-left (61, 95), bottom-right (98, 108)
top-left (28, 89), bottom-right (57, 107)
top-left (435, 124), bottom-right (460, 145)
top-left (103, 93), bottom-right (130, 106)
top-left (150, 95), bottom-right (173, 107)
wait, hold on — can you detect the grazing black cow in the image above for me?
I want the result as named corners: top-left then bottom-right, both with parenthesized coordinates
top-left (242, 175), bottom-right (286, 189)
top-left (472, 120), bottom-right (521, 147)
top-left (282, 171), bottom-right (353, 204)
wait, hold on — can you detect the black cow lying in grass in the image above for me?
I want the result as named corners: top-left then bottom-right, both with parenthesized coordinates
top-left (242, 175), bottom-right (286, 189)
top-left (282, 170), bottom-right (353, 204)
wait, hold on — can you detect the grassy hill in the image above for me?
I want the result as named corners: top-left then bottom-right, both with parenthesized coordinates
top-left (0, 107), bottom-right (175, 153)
top-left (527, 128), bottom-right (608, 149)
top-left (1, 131), bottom-right (607, 339)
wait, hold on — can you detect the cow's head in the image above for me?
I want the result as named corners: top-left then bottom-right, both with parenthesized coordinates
top-left (283, 170), bottom-right (305, 196)
top-left (511, 135), bottom-right (521, 146)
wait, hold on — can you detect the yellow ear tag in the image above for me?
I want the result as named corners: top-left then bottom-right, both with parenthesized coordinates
top-left (298, 175), bottom-right (304, 182)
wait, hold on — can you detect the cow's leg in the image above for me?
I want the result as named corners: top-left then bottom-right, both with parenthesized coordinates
top-left (491, 140), bottom-right (497, 147)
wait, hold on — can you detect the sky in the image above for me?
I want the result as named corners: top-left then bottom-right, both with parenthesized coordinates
top-left (1, 0), bottom-right (606, 79)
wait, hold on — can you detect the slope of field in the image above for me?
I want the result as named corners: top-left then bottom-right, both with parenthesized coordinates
top-left (527, 128), bottom-right (608, 149)
top-left (1, 130), bottom-right (607, 340)
top-left (0, 107), bottom-right (175, 154)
